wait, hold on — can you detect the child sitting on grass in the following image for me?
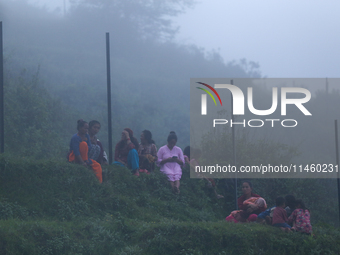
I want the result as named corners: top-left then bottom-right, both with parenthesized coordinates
top-left (272, 197), bottom-right (291, 232)
top-left (257, 194), bottom-right (296, 225)
top-left (288, 199), bottom-right (312, 235)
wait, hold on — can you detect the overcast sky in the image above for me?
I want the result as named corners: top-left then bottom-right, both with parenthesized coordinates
top-left (27, 0), bottom-right (340, 78)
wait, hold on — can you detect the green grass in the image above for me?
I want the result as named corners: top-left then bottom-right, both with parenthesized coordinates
top-left (0, 155), bottom-right (339, 254)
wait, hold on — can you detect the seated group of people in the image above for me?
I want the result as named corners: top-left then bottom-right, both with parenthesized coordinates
top-left (112, 130), bottom-right (225, 196)
top-left (225, 181), bottom-right (313, 235)
top-left (68, 120), bottom-right (187, 194)
top-left (112, 127), bottom-right (157, 176)
top-left (113, 129), bottom-right (186, 194)
top-left (68, 119), bottom-right (312, 233)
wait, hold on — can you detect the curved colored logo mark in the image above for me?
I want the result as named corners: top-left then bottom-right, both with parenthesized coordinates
top-left (196, 87), bottom-right (217, 105)
top-left (196, 82), bottom-right (223, 106)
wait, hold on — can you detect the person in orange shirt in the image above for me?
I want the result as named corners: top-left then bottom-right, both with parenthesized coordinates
top-left (68, 119), bottom-right (102, 183)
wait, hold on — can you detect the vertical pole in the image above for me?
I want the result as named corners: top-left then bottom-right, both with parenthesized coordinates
top-left (0, 22), bottom-right (4, 153)
top-left (231, 79), bottom-right (237, 209)
top-left (335, 120), bottom-right (340, 221)
top-left (106, 33), bottom-right (113, 164)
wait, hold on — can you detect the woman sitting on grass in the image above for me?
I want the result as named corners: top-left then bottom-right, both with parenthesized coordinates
top-left (238, 181), bottom-right (266, 218)
top-left (68, 119), bottom-right (102, 183)
top-left (113, 128), bottom-right (140, 176)
top-left (226, 181), bottom-right (266, 222)
top-left (88, 120), bottom-right (108, 165)
top-left (138, 130), bottom-right (157, 174)
top-left (157, 131), bottom-right (184, 194)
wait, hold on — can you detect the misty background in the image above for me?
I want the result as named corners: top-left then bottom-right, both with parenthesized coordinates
top-left (1, 0), bottom-right (339, 165)
top-left (1, 0), bottom-right (260, 157)
top-left (0, 0), bottom-right (340, 227)
top-left (25, 0), bottom-right (340, 78)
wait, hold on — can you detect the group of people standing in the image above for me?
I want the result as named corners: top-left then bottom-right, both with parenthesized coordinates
top-left (68, 120), bottom-right (186, 194)
top-left (226, 181), bottom-right (313, 235)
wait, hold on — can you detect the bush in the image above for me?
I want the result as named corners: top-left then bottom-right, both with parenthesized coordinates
top-left (0, 155), bottom-right (339, 254)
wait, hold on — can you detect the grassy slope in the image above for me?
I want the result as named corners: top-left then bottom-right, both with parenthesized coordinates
top-left (0, 155), bottom-right (339, 255)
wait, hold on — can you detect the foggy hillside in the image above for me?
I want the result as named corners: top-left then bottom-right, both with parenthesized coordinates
top-left (1, 0), bottom-right (339, 166)
top-left (1, 0), bottom-right (259, 156)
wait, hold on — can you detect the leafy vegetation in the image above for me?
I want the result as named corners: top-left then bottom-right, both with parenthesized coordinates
top-left (3, 67), bottom-right (77, 159)
top-left (0, 155), bottom-right (339, 254)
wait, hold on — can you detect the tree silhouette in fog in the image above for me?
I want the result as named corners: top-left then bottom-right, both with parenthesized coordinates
top-left (70, 0), bottom-right (195, 40)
